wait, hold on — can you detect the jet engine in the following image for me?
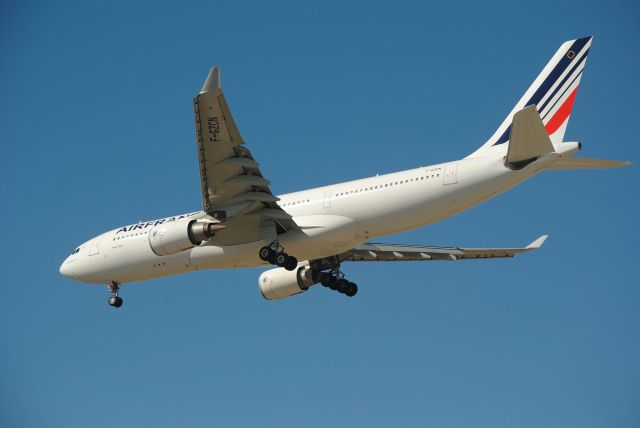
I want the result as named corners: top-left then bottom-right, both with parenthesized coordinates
top-left (258, 265), bottom-right (320, 300)
top-left (148, 218), bottom-right (224, 256)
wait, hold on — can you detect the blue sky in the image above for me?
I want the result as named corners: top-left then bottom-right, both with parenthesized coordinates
top-left (1, 1), bottom-right (639, 427)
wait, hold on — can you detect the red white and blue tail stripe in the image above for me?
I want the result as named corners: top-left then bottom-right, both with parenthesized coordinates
top-left (468, 37), bottom-right (592, 158)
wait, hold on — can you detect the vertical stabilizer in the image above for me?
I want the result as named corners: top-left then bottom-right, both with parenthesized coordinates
top-left (468, 37), bottom-right (592, 158)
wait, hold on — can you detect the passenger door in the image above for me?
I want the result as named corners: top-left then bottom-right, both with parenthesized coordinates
top-left (323, 190), bottom-right (333, 208)
top-left (443, 163), bottom-right (458, 185)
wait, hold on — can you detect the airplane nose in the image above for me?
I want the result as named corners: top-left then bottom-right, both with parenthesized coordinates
top-left (59, 259), bottom-right (74, 278)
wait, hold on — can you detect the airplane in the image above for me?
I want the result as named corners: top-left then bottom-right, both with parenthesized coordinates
top-left (59, 36), bottom-right (630, 308)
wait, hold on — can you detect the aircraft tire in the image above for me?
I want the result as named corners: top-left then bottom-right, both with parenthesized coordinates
top-left (283, 256), bottom-right (298, 271)
top-left (275, 253), bottom-right (288, 267)
top-left (336, 278), bottom-right (349, 293)
top-left (320, 272), bottom-right (333, 287)
top-left (108, 296), bottom-right (123, 307)
top-left (259, 246), bottom-right (275, 262)
top-left (344, 282), bottom-right (358, 297)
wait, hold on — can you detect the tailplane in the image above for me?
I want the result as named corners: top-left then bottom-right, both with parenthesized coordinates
top-left (546, 157), bottom-right (632, 170)
top-left (503, 105), bottom-right (631, 170)
top-left (468, 36), bottom-right (593, 158)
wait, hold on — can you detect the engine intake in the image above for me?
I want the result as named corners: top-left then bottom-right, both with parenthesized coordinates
top-left (148, 218), bottom-right (223, 256)
top-left (259, 266), bottom-right (320, 300)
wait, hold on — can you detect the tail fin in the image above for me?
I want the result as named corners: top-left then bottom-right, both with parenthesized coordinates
top-left (468, 36), bottom-right (593, 158)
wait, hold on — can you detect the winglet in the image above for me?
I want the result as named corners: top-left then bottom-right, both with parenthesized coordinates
top-left (200, 66), bottom-right (221, 94)
top-left (526, 235), bottom-right (548, 249)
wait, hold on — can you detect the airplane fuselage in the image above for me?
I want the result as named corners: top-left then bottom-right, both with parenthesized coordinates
top-left (60, 143), bottom-right (578, 285)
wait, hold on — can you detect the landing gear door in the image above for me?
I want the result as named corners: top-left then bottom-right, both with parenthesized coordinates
top-left (323, 190), bottom-right (333, 208)
top-left (443, 163), bottom-right (458, 185)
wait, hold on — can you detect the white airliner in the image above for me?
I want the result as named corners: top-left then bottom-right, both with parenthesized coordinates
top-left (60, 36), bottom-right (630, 307)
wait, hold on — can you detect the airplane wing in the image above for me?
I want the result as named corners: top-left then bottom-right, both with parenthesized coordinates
top-left (325, 235), bottom-right (548, 264)
top-left (193, 67), bottom-right (296, 244)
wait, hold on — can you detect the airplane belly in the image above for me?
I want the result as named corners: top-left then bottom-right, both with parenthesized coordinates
top-left (280, 215), bottom-right (361, 261)
top-left (188, 215), bottom-right (361, 269)
top-left (189, 241), bottom-right (264, 269)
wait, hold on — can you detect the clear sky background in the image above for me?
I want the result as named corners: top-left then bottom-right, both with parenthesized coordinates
top-left (1, 1), bottom-right (638, 427)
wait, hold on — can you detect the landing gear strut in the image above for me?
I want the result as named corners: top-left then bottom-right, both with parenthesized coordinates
top-left (259, 241), bottom-right (298, 271)
top-left (107, 281), bottom-right (123, 308)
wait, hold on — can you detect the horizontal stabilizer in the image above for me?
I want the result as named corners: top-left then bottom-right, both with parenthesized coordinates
top-left (506, 105), bottom-right (556, 167)
top-left (547, 157), bottom-right (632, 170)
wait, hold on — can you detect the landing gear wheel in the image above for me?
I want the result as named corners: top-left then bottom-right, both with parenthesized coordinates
top-left (259, 246), bottom-right (276, 262)
top-left (106, 282), bottom-right (123, 308)
top-left (283, 256), bottom-right (298, 271)
top-left (336, 278), bottom-right (349, 294)
top-left (275, 253), bottom-right (288, 267)
top-left (344, 282), bottom-right (358, 297)
top-left (320, 272), bottom-right (334, 287)
top-left (327, 276), bottom-right (338, 290)
top-left (108, 296), bottom-right (123, 307)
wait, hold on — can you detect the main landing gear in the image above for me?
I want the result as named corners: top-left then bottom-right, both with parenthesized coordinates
top-left (107, 281), bottom-right (123, 308)
top-left (259, 241), bottom-right (298, 271)
top-left (308, 257), bottom-right (358, 298)
top-left (318, 269), bottom-right (358, 297)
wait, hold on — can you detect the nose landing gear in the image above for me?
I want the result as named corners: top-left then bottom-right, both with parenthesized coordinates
top-left (259, 241), bottom-right (298, 271)
top-left (107, 281), bottom-right (123, 308)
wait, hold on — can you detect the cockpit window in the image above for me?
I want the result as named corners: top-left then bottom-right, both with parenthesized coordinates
top-left (71, 248), bottom-right (80, 255)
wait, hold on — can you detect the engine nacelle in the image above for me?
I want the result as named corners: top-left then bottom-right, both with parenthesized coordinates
top-left (258, 266), bottom-right (320, 300)
top-left (148, 218), bottom-right (223, 256)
